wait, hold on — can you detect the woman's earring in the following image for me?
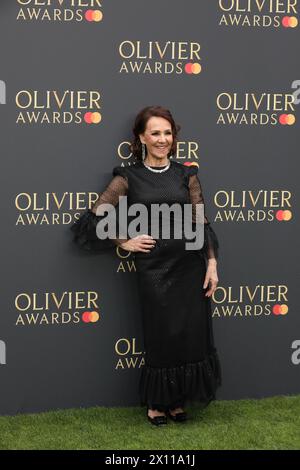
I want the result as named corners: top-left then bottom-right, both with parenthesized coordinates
top-left (141, 143), bottom-right (146, 161)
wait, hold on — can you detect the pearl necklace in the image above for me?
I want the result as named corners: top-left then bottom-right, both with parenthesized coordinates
top-left (143, 160), bottom-right (171, 173)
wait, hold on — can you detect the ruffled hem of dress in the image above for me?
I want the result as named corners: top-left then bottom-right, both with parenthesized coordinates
top-left (139, 349), bottom-right (222, 411)
top-left (70, 209), bottom-right (115, 251)
top-left (191, 222), bottom-right (219, 261)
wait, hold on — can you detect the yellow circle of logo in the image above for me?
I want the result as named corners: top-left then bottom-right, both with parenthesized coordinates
top-left (280, 305), bottom-right (288, 315)
top-left (289, 17), bottom-right (298, 27)
top-left (91, 112), bottom-right (102, 124)
top-left (283, 210), bottom-right (292, 221)
top-left (93, 10), bottom-right (103, 22)
top-left (192, 63), bottom-right (202, 74)
top-left (90, 311), bottom-right (100, 322)
top-left (286, 114), bottom-right (295, 125)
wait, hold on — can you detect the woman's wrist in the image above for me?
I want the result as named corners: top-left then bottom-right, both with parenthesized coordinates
top-left (115, 238), bottom-right (129, 247)
top-left (207, 257), bottom-right (217, 266)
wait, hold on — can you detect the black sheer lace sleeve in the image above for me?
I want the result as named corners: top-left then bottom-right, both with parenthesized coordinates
top-left (70, 166), bottom-right (129, 251)
top-left (186, 165), bottom-right (219, 261)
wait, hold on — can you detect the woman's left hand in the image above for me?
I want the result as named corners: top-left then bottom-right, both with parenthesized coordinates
top-left (203, 259), bottom-right (218, 297)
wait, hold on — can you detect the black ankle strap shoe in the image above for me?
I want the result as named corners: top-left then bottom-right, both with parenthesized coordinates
top-left (147, 409), bottom-right (167, 426)
top-left (167, 410), bottom-right (187, 422)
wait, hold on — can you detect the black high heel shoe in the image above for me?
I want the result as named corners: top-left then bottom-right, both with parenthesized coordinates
top-left (167, 409), bottom-right (188, 422)
top-left (147, 408), bottom-right (167, 426)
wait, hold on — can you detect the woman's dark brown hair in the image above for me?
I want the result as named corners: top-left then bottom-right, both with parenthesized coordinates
top-left (130, 106), bottom-right (181, 161)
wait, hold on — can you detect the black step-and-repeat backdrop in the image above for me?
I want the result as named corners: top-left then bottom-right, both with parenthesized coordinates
top-left (0, 1), bottom-right (299, 416)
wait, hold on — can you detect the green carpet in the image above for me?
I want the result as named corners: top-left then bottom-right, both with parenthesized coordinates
top-left (0, 395), bottom-right (299, 450)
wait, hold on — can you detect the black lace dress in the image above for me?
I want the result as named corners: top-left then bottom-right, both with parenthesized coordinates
top-left (70, 159), bottom-right (222, 412)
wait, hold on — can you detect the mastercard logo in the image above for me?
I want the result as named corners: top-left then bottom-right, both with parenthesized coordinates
top-left (183, 161), bottom-right (199, 168)
top-left (85, 10), bottom-right (103, 22)
top-left (272, 304), bottom-right (288, 315)
top-left (276, 210), bottom-right (292, 221)
top-left (279, 114), bottom-right (296, 125)
top-left (82, 311), bottom-right (100, 323)
top-left (185, 63), bottom-right (202, 74)
top-left (282, 16), bottom-right (298, 28)
top-left (84, 112), bottom-right (102, 124)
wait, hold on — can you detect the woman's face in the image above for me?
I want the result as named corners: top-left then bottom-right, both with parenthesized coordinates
top-left (139, 116), bottom-right (173, 160)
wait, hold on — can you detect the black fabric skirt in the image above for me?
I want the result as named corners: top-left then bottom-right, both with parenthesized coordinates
top-left (134, 237), bottom-right (222, 412)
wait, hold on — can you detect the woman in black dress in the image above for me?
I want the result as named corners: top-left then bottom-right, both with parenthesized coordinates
top-left (71, 106), bottom-right (221, 426)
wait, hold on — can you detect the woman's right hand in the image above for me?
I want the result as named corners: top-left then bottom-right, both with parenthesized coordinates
top-left (118, 234), bottom-right (156, 253)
